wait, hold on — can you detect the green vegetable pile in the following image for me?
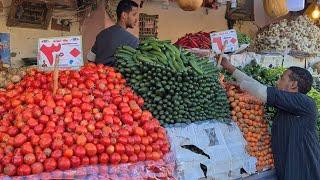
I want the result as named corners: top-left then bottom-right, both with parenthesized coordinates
top-left (307, 88), bottom-right (320, 141)
top-left (237, 32), bottom-right (252, 46)
top-left (115, 39), bottom-right (231, 125)
top-left (241, 62), bottom-right (285, 126)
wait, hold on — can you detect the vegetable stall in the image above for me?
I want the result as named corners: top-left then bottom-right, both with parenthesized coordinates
top-left (0, 0), bottom-right (319, 178)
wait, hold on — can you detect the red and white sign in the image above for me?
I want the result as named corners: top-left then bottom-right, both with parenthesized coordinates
top-left (37, 36), bottom-right (83, 69)
top-left (210, 29), bottom-right (239, 54)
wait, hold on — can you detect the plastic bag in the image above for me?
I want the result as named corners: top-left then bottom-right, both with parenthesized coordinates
top-left (0, 153), bottom-right (176, 180)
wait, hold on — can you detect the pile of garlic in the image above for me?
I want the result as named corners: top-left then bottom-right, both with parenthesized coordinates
top-left (252, 16), bottom-right (320, 54)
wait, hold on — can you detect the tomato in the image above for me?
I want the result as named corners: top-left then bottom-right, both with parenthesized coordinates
top-left (96, 144), bottom-right (105, 154)
top-left (76, 135), bottom-right (87, 146)
top-left (7, 126), bottom-right (19, 136)
top-left (103, 114), bottom-right (113, 124)
top-left (44, 158), bottom-right (57, 172)
top-left (14, 134), bottom-right (27, 147)
top-left (89, 155), bottom-right (98, 165)
top-left (142, 137), bottom-right (150, 145)
top-left (64, 135), bottom-right (74, 146)
top-left (4, 163), bottom-right (16, 176)
top-left (93, 129), bottom-right (102, 138)
top-left (43, 106), bottom-right (54, 116)
top-left (31, 162), bottom-right (44, 174)
top-left (21, 143), bottom-right (33, 154)
top-left (39, 136), bottom-right (52, 149)
top-left (115, 143), bottom-right (125, 154)
top-left (129, 154), bottom-right (138, 163)
top-left (24, 153), bottom-right (36, 165)
top-left (86, 133), bottom-right (94, 143)
top-left (51, 149), bottom-right (62, 160)
top-left (58, 157), bottom-right (71, 170)
top-left (152, 143), bottom-right (161, 151)
top-left (125, 144), bottom-right (135, 156)
top-left (52, 139), bottom-right (64, 150)
top-left (100, 137), bottom-right (111, 146)
top-left (151, 151), bottom-right (161, 161)
top-left (70, 156), bottom-right (81, 168)
top-left (106, 145), bottom-right (115, 155)
top-left (127, 137), bottom-right (135, 145)
top-left (37, 151), bottom-right (47, 163)
top-left (54, 106), bottom-right (65, 115)
top-left (34, 124), bottom-right (44, 135)
top-left (17, 164), bottom-right (31, 176)
top-left (12, 154), bottom-right (24, 166)
top-left (94, 113), bottom-right (103, 121)
top-left (2, 155), bottom-right (12, 164)
top-left (81, 156), bottom-right (90, 166)
top-left (134, 127), bottom-right (144, 137)
top-left (110, 153), bottom-right (121, 165)
top-left (103, 107), bottom-right (114, 115)
top-left (138, 152), bottom-right (146, 161)
top-left (85, 143), bottom-right (97, 157)
top-left (64, 148), bottom-right (74, 158)
top-left (74, 146), bottom-right (86, 158)
top-left (140, 144), bottom-right (146, 152)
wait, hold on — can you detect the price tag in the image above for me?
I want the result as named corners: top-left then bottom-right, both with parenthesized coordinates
top-left (0, 33), bottom-right (10, 65)
top-left (210, 29), bottom-right (239, 54)
top-left (38, 36), bottom-right (83, 69)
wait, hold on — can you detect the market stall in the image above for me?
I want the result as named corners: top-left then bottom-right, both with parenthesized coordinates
top-left (0, 0), bottom-right (320, 179)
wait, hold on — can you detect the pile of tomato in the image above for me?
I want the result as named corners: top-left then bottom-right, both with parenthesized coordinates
top-left (0, 63), bottom-right (170, 177)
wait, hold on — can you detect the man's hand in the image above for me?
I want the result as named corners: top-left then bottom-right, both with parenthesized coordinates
top-left (215, 56), bottom-right (236, 74)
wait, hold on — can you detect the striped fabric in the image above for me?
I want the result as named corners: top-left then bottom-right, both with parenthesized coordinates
top-left (267, 87), bottom-right (320, 180)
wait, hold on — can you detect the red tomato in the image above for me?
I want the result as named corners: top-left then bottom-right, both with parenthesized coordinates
top-left (64, 148), bottom-right (74, 158)
top-left (51, 149), bottom-right (62, 160)
top-left (142, 137), bottom-right (150, 145)
top-left (70, 156), bottom-right (81, 168)
top-left (3, 163), bottom-right (16, 176)
top-left (24, 153), bottom-right (36, 165)
top-left (36, 151), bottom-right (47, 163)
top-left (115, 143), bottom-right (125, 154)
top-left (106, 145), bottom-right (115, 155)
top-left (74, 146), bottom-right (86, 158)
top-left (129, 154), bottom-right (138, 163)
top-left (64, 135), bottom-right (74, 146)
top-left (96, 144), bottom-right (105, 154)
top-left (118, 136), bottom-right (128, 144)
top-left (110, 153), bottom-right (121, 165)
top-left (12, 155), bottom-right (24, 166)
top-left (138, 152), bottom-right (146, 161)
top-left (17, 164), bottom-right (31, 176)
top-left (100, 137), bottom-right (111, 146)
top-left (133, 144), bottom-right (141, 154)
top-left (39, 136), bottom-right (52, 149)
top-left (34, 124), bottom-right (44, 135)
top-left (52, 139), bottom-right (64, 150)
top-left (125, 144), bottom-right (134, 156)
top-left (120, 154), bottom-right (129, 164)
top-left (7, 126), bottom-right (19, 136)
top-left (14, 134), bottom-right (27, 147)
top-left (58, 157), bottom-right (71, 170)
top-left (76, 135), bottom-right (87, 146)
top-left (99, 153), bottom-right (109, 164)
top-left (121, 113), bottom-right (133, 125)
top-left (31, 162), bottom-right (44, 174)
top-left (81, 156), bottom-right (90, 166)
top-left (89, 155), bottom-right (98, 165)
top-left (21, 143), bottom-right (33, 154)
top-left (85, 143), bottom-right (97, 157)
top-left (134, 127), bottom-right (144, 137)
top-left (152, 151), bottom-right (161, 161)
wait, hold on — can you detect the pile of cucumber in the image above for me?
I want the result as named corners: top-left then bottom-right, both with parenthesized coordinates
top-left (115, 39), bottom-right (230, 125)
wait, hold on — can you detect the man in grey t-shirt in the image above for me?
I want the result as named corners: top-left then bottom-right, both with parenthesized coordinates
top-left (87, 0), bottom-right (139, 66)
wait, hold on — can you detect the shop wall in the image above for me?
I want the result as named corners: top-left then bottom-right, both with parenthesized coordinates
top-left (82, 0), bottom-right (272, 57)
top-left (0, 0), bottom-right (80, 67)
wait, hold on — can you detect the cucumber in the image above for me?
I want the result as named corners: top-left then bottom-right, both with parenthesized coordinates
top-left (122, 46), bottom-right (136, 53)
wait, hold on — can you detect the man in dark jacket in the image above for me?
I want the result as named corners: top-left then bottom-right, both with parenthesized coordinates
top-left (219, 57), bottom-right (320, 180)
top-left (87, 0), bottom-right (139, 66)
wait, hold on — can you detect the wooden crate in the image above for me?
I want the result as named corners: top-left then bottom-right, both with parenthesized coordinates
top-left (139, 13), bottom-right (158, 41)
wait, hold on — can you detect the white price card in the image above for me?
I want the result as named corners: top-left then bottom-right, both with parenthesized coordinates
top-left (210, 29), bottom-right (239, 54)
top-left (37, 36), bottom-right (83, 69)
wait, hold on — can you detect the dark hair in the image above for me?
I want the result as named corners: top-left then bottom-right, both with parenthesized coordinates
top-left (116, 0), bottom-right (139, 20)
top-left (288, 66), bottom-right (313, 94)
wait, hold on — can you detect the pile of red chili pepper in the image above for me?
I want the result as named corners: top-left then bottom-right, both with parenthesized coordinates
top-left (174, 32), bottom-right (211, 49)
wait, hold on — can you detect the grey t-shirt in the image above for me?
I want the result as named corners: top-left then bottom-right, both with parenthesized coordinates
top-left (91, 25), bottom-right (139, 66)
